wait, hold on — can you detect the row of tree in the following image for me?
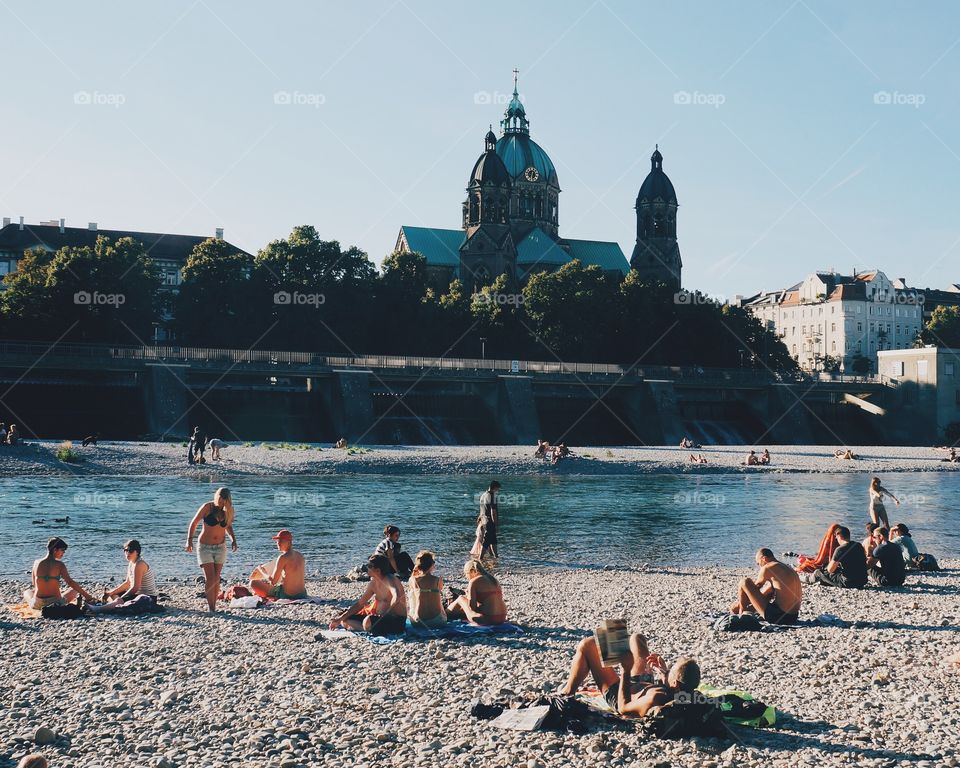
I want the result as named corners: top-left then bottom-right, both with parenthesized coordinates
top-left (10, 224), bottom-right (926, 371)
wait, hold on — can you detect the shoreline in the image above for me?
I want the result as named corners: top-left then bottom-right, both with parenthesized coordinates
top-left (2, 565), bottom-right (958, 768)
top-left (3, 440), bottom-right (960, 478)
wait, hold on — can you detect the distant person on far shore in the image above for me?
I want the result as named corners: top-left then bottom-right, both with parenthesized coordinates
top-left (408, 550), bottom-right (447, 629)
top-left (88, 539), bottom-right (159, 614)
top-left (758, 449), bottom-right (771, 466)
top-left (742, 450), bottom-right (758, 466)
top-left (7, 424), bottom-right (21, 446)
top-left (729, 548), bottom-right (803, 625)
top-left (812, 526), bottom-right (867, 589)
top-left (470, 480), bottom-right (500, 559)
top-left (869, 477), bottom-right (900, 528)
top-left (835, 448), bottom-right (857, 460)
top-left (187, 427), bottom-right (199, 465)
top-left (942, 448), bottom-right (959, 463)
top-left (534, 439), bottom-right (548, 458)
top-left (330, 555), bottom-right (407, 636)
top-left (446, 559), bottom-right (507, 625)
top-left (81, 433), bottom-right (100, 447)
top-left (335, 437), bottom-right (347, 449)
top-left (23, 537), bottom-right (96, 610)
top-left (0, 423), bottom-right (7, 443)
top-left (185, 487), bottom-right (238, 613)
top-left (866, 527), bottom-right (906, 587)
top-left (207, 438), bottom-right (225, 461)
top-left (689, 453), bottom-right (708, 464)
top-left (249, 529), bottom-right (308, 600)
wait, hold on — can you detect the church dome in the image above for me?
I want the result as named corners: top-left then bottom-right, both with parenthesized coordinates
top-left (495, 133), bottom-right (558, 187)
top-left (469, 137), bottom-right (511, 186)
top-left (637, 147), bottom-right (677, 205)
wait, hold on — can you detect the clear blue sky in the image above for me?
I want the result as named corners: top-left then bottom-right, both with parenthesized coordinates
top-left (2, 1), bottom-right (958, 298)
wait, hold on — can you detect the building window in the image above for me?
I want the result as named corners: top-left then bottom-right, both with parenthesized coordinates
top-left (831, 341), bottom-right (836, 352)
top-left (857, 341), bottom-right (862, 352)
top-left (856, 305), bottom-right (862, 314)
top-left (946, 363), bottom-right (955, 376)
top-left (831, 323), bottom-right (836, 332)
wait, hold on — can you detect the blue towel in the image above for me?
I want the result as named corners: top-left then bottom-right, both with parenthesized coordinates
top-left (405, 620), bottom-right (524, 639)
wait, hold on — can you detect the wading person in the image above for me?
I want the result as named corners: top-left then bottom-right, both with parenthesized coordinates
top-left (470, 480), bottom-right (500, 559)
top-left (868, 477), bottom-right (900, 528)
top-left (185, 487), bottom-right (238, 613)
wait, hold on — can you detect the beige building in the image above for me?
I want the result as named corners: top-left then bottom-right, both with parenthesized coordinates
top-left (878, 347), bottom-right (960, 444)
top-left (743, 270), bottom-right (924, 374)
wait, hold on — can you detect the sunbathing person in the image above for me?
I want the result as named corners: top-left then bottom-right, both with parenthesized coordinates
top-left (534, 440), bottom-right (549, 458)
top-left (249, 529), bottom-right (307, 600)
top-left (23, 537), bottom-right (95, 609)
top-left (408, 550), bottom-right (447, 629)
top-left (742, 450), bottom-right (758, 466)
top-left (866, 527), bottom-right (906, 587)
top-left (729, 548), bottom-right (803, 625)
top-left (941, 448), bottom-right (959, 463)
top-left (330, 555), bottom-right (407, 636)
top-left (812, 526), bottom-right (868, 588)
top-left (688, 453), bottom-right (708, 464)
top-left (834, 448), bottom-right (857, 460)
top-left (335, 438), bottom-right (347, 449)
top-left (88, 540), bottom-right (159, 614)
top-left (446, 559), bottom-right (507, 625)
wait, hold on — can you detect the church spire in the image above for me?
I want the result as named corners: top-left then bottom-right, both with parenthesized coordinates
top-left (501, 68), bottom-right (529, 136)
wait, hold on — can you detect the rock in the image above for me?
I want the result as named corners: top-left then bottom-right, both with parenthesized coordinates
top-left (158, 690), bottom-right (178, 708)
top-left (34, 726), bottom-right (57, 745)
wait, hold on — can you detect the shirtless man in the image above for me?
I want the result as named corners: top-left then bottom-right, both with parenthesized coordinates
top-left (249, 529), bottom-right (307, 600)
top-left (330, 555), bottom-right (407, 636)
top-left (730, 547), bottom-right (803, 625)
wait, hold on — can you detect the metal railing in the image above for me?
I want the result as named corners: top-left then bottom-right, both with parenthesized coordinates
top-left (0, 339), bottom-right (887, 384)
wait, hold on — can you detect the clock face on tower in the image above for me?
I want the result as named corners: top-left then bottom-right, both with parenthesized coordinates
top-left (523, 166), bottom-right (540, 182)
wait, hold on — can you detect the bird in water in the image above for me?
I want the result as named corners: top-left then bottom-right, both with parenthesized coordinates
top-left (31, 519), bottom-right (45, 525)
top-left (54, 516), bottom-right (70, 524)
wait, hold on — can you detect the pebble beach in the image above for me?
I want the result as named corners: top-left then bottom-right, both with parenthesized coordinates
top-left (3, 441), bottom-right (960, 478)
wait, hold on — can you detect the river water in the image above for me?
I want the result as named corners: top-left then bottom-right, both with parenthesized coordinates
top-left (2, 473), bottom-right (956, 582)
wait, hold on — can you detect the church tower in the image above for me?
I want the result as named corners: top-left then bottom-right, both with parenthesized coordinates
top-left (630, 146), bottom-right (682, 289)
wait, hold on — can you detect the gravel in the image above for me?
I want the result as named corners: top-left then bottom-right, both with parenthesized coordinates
top-left (2, 564), bottom-right (958, 767)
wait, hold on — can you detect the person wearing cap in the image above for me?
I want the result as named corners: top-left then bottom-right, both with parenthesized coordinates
top-left (249, 529), bottom-right (308, 600)
top-left (88, 539), bottom-right (159, 614)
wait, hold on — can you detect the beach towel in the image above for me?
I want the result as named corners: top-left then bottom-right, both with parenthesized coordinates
top-left (316, 621), bottom-right (524, 645)
top-left (796, 523), bottom-right (841, 573)
top-left (316, 628), bottom-right (400, 645)
top-left (7, 603), bottom-right (41, 619)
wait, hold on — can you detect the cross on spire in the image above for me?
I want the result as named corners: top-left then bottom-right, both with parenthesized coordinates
top-left (512, 68), bottom-right (519, 95)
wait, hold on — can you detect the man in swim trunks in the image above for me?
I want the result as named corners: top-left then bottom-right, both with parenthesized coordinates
top-left (730, 548), bottom-right (803, 625)
top-left (249, 529), bottom-right (308, 600)
top-left (330, 555), bottom-right (407, 636)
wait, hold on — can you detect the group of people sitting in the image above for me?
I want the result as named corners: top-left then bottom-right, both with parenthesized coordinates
top-left (939, 447), bottom-right (959, 463)
top-left (678, 437), bottom-right (702, 450)
top-left (743, 449), bottom-right (771, 466)
top-left (0, 422), bottom-right (21, 446)
top-left (803, 523), bottom-right (915, 588)
top-left (534, 440), bottom-right (572, 465)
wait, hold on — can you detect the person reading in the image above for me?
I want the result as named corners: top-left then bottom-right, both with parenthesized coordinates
top-left (249, 529), bottom-right (308, 600)
top-left (729, 548), bottom-right (802, 625)
top-left (866, 527), bottom-right (906, 587)
top-left (812, 526), bottom-right (867, 588)
top-left (330, 555), bottom-right (407, 636)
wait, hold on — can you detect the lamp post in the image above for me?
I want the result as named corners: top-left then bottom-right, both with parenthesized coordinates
top-left (839, 360), bottom-right (845, 383)
top-left (480, 337), bottom-right (487, 361)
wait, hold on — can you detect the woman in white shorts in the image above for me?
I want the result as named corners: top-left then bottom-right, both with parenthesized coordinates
top-left (185, 487), bottom-right (238, 613)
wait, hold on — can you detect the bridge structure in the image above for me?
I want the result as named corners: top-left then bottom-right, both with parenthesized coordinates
top-left (0, 341), bottom-right (898, 445)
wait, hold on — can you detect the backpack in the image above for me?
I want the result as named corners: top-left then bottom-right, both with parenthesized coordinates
top-left (638, 696), bottom-right (729, 739)
top-left (713, 613), bottom-right (763, 632)
top-left (912, 553), bottom-right (940, 571)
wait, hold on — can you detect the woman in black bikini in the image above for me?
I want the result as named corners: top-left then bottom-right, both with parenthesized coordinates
top-left (185, 487), bottom-right (238, 613)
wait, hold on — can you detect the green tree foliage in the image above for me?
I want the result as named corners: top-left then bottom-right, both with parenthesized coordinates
top-left (174, 238), bottom-right (255, 347)
top-left (921, 305), bottom-right (960, 348)
top-left (2, 237), bottom-right (158, 343)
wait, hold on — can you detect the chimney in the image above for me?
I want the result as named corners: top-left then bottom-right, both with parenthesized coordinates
top-left (88, 222), bottom-right (97, 231)
top-left (215, 227), bottom-right (224, 240)
top-left (2, 217), bottom-right (9, 227)
top-left (59, 218), bottom-right (65, 234)
top-left (19, 216), bottom-right (24, 230)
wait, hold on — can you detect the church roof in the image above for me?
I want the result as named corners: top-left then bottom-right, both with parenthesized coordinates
top-left (397, 226), bottom-right (463, 267)
top-left (637, 147), bottom-right (677, 205)
top-left (564, 239), bottom-right (630, 276)
top-left (516, 227), bottom-right (569, 267)
top-left (496, 133), bottom-right (558, 187)
top-left (469, 146), bottom-right (511, 186)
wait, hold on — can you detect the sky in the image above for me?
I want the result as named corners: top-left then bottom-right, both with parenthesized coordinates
top-left (1, 1), bottom-right (958, 300)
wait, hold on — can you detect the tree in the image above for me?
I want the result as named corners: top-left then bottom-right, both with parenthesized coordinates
top-left (2, 237), bottom-right (159, 343)
top-left (921, 305), bottom-right (960, 348)
top-left (174, 238), bottom-right (255, 347)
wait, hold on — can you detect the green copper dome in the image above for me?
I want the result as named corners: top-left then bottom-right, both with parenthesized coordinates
top-left (495, 134), bottom-right (558, 187)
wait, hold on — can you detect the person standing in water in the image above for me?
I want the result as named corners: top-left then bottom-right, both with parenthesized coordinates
top-left (185, 487), bottom-right (238, 612)
top-left (868, 477), bottom-right (900, 528)
top-left (470, 480), bottom-right (500, 560)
